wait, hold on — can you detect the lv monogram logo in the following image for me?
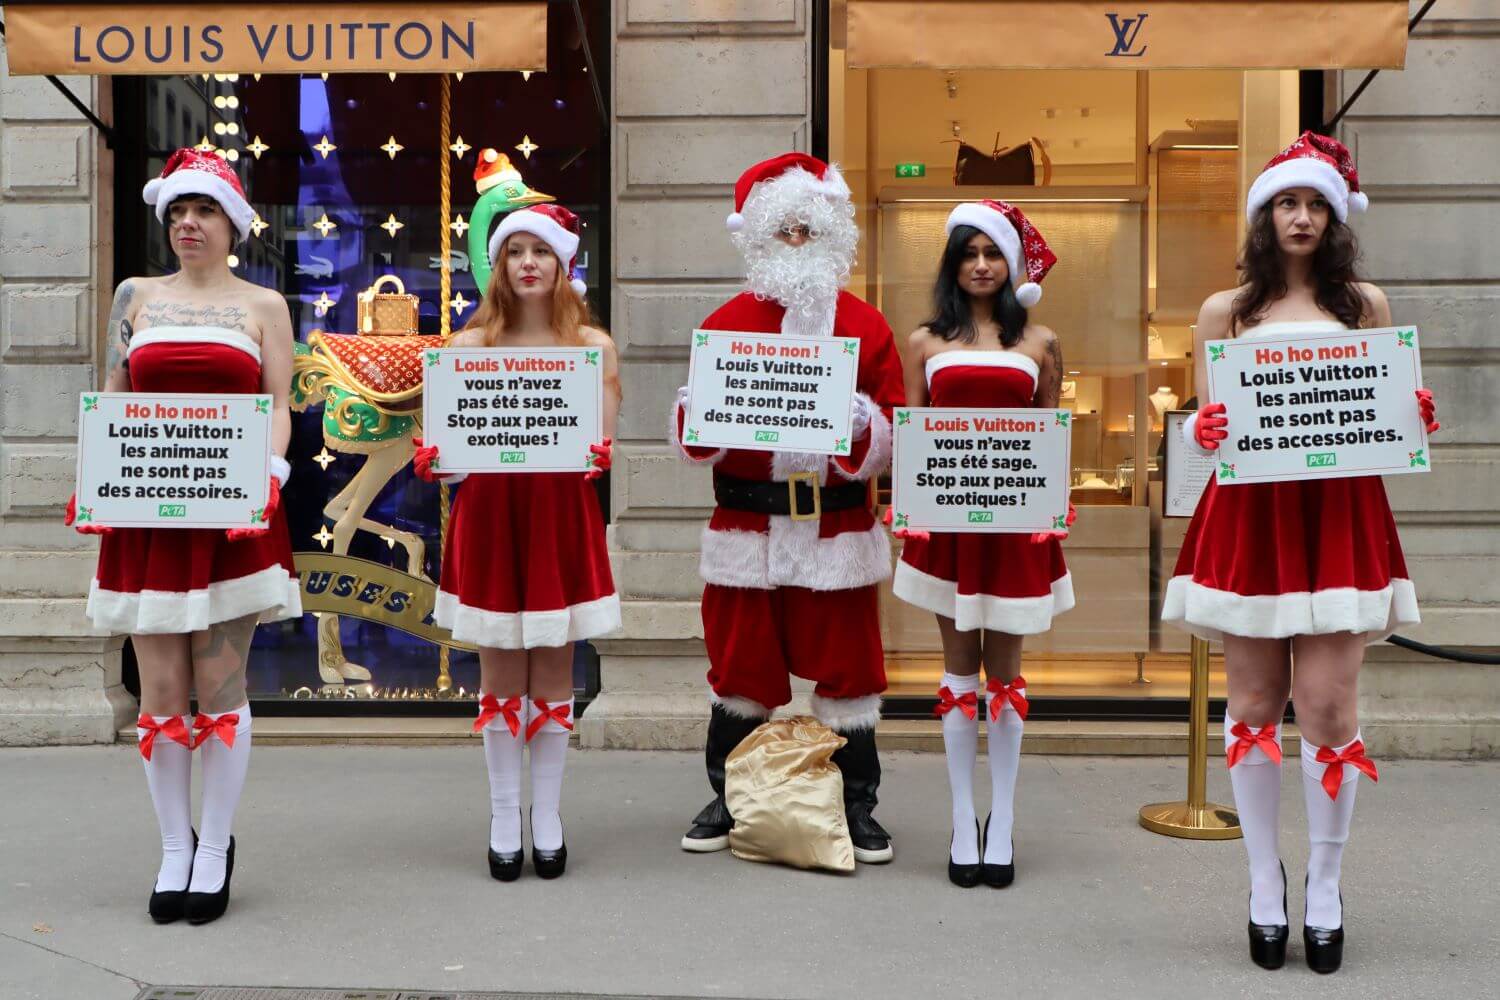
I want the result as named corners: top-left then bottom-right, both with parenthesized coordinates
top-left (1105, 12), bottom-right (1150, 58)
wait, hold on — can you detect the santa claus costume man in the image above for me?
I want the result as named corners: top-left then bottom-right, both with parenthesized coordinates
top-left (671, 153), bottom-right (906, 863)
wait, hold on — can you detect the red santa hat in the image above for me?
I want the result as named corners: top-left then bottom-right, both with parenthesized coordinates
top-left (488, 203), bottom-right (588, 297)
top-left (725, 152), bottom-right (850, 234)
top-left (1246, 131), bottom-right (1368, 223)
top-left (142, 147), bottom-right (255, 243)
top-left (944, 199), bottom-right (1056, 308)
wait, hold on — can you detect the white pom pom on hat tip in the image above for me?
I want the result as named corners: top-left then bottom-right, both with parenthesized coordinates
top-left (725, 212), bottom-right (744, 233)
top-left (570, 277), bottom-right (588, 297)
top-left (1015, 282), bottom-right (1043, 308)
top-left (1348, 190), bottom-right (1369, 213)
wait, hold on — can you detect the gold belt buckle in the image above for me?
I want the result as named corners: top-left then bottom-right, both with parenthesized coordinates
top-left (786, 471), bottom-right (821, 521)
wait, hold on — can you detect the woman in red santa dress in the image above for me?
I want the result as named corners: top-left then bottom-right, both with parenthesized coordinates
top-left (1163, 132), bottom-right (1438, 973)
top-left (69, 148), bottom-right (301, 925)
top-left (414, 204), bottom-right (618, 881)
top-left (888, 201), bottom-right (1074, 889)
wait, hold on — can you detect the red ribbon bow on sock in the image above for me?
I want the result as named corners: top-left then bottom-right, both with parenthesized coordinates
top-left (137, 714), bottom-right (191, 761)
top-left (987, 676), bottom-right (1030, 722)
top-left (472, 693), bottom-right (524, 736)
top-left (1226, 720), bottom-right (1282, 768)
top-left (1316, 740), bottom-right (1379, 800)
top-left (933, 686), bottom-right (978, 721)
top-left (191, 713), bottom-right (241, 749)
top-left (525, 699), bottom-right (574, 742)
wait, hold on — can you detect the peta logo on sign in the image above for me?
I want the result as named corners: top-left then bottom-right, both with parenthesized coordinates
top-left (1105, 12), bottom-right (1149, 58)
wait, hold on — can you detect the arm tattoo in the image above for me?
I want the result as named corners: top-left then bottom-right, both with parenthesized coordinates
top-left (105, 280), bottom-right (136, 377)
top-left (1043, 335), bottom-right (1064, 407)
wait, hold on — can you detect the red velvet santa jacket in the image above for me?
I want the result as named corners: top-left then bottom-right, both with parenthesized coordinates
top-left (671, 290), bottom-right (906, 591)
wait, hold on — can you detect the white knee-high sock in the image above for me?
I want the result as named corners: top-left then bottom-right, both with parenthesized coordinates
top-left (527, 697), bottom-right (574, 852)
top-left (983, 676), bottom-right (1028, 865)
top-left (1301, 732), bottom-right (1375, 931)
top-left (189, 704), bottom-right (252, 894)
top-left (137, 714), bottom-right (195, 892)
top-left (477, 694), bottom-right (526, 853)
top-left (937, 673), bottom-right (981, 864)
top-left (1224, 713), bottom-right (1286, 925)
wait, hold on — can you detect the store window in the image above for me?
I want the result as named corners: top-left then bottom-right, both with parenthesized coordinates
top-left (116, 4), bottom-right (608, 707)
top-left (828, 28), bottom-right (1301, 701)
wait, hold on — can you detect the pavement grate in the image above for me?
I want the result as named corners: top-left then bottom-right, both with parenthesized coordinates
top-left (135, 990), bottom-right (750, 1000)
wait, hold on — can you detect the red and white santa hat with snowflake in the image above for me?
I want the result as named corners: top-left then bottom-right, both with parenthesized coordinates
top-left (488, 204), bottom-right (588, 297)
top-left (945, 199), bottom-right (1057, 308)
top-left (1246, 130), bottom-right (1368, 223)
top-left (142, 147), bottom-right (255, 243)
top-left (725, 152), bottom-right (850, 234)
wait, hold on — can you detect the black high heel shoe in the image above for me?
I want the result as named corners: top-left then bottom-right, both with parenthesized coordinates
top-left (1247, 862), bottom-right (1289, 970)
top-left (980, 813), bottom-right (1015, 888)
top-left (488, 808), bottom-right (523, 882)
top-left (1303, 876), bottom-right (1345, 974)
top-left (947, 820), bottom-right (981, 888)
top-left (184, 836), bottom-right (234, 925)
top-left (148, 829), bottom-right (197, 925)
top-left (530, 807), bottom-right (567, 879)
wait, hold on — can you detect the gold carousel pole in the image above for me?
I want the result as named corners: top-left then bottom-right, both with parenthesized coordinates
top-left (1138, 636), bottom-right (1241, 840)
top-left (435, 72), bottom-right (454, 694)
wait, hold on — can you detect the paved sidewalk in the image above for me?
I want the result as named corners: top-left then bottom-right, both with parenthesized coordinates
top-left (2, 747), bottom-right (1496, 1000)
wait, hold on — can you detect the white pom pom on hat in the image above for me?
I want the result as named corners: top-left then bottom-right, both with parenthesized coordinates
top-left (726, 212), bottom-right (745, 233)
top-left (1015, 282), bottom-right (1043, 309)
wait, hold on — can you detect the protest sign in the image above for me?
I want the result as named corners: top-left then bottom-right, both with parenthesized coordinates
top-left (682, 330), bottom-right (859, 455)
top-left (75, 392), bottom-right (272, 529)
top-left (1163, 410), bottom-right (1215, 518)
top-left (422, 346), bottom-right (603, 474)
top-left (1205, 326), bottom-right (1430, 485)
top-left (891, 406), bottom-right (1071, 533)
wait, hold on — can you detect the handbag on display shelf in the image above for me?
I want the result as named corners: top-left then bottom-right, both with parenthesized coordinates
top-left (357, 275), bottom-right (420, 335)
top-left (952, 135), bottom-right (1053, 186)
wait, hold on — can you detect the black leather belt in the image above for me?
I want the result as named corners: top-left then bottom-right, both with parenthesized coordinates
top-left (713, 472), bottom-right (869, 521)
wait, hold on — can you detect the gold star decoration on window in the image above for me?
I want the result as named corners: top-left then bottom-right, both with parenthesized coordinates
top-left (249, 214), bottom-right (269, 238)
top-left (449, 135), bottom-right (472, 160)
top-left (312, 448), bottom-right (336, 470)
top-left (313, 291), bottom-right (336, 315)
top-left (450, 292), bottom-right (472, 314)
top-left (193, 136), bottom-right (217, 153)
top-left (449, 214), bottom-right (470, 238)
top-left (514, 135), bottom-right (539, 160)
top-left (313, 135), bottom-right (337, 158)
top-left (313, 525), bottom-right (335, 548)
top-left (380, 136), bottom-right (404, 160)
top-left (311, 213), bottom-right (337, 237)
top-left (246, 136), bottom-right (269, 159)
top-left (380, 214), bottom-right (405, 238)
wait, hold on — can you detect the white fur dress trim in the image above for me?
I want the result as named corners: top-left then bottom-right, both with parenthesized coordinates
top-left (87, 564), bottom-right (302, 635)
top-left (1161, 575), bottom-right (1419, 644)
top-left (892, 562), bottom-right (1074, 635)
top-left (433, 590), bottom-right (621, 650)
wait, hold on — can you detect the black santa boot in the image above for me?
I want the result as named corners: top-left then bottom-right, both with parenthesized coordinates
top-left (680, 701), bottom-right (765, 853)
top-left (831, 727), bottom-right (894, 864)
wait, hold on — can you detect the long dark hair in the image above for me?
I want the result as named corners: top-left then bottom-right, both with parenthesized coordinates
top-left (922, 224), bottom-right (1028, 346)
top-left (1231, 205), bottom-right (1369, 331)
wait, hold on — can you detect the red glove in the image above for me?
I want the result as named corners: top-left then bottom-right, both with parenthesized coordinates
top-left (1031, 501), bottom-right (1077, 543)
top-left (1194, 402), bottom-right (1229, 451)
top-left (585, 437), bottom-right (613, 480)
top-left (1415, 388), bottom-right (1440, 434)
top-left (882, 505), bottom-right (930, 542)
top-left (227, 477), bottom-right (280, 541)
top-left (411, 436), bottom-right (446, 482)
top-left (64, 493), bottom-right (112, 535)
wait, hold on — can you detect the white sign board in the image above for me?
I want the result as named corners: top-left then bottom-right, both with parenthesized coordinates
top-left (683, 329), bottom-right (859, 456)
top-left (421, 347), bottom-right (603, 474)
top-left (75, 392), bottom-right (272, 529)
top-left (891, 406), bottom-right (1072, 533)
top-left (1163, 410), bottom-right (1216, 518)
top-left (1205, 325), bottom-right (1430, 485)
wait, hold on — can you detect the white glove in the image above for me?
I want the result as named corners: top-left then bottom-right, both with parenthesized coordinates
top-left (676, 385), bottom-right (690, 412)
top-left (850, 394), bottom-right (874, 439)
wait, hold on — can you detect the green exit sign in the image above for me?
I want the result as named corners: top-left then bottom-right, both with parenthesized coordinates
top-left (895, 162), bottom-right (926, 178)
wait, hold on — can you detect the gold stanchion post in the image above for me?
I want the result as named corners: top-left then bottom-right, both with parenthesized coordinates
top-left (1138, 635), bottom-right (1241, 839)
top-left (435, 73), bottom-right (454, 694)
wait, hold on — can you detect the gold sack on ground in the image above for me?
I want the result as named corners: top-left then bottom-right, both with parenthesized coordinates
top-left (725, 716), bottom-right (855, 874)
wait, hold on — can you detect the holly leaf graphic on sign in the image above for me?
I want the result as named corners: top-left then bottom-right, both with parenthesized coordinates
top-left (834, 437), bottom-right (848, 453)
top-left (1397, 330), bottom-right (1415, 348)
top-left (694, 333), bottom-right (709, 348)
top-left (1219, 462), bottom-right (1237, 479)
top-left (76, 506), bottom-right (93, 523)
top-left (896, 410), bottom-right (911, 426)
top-left (685, 428), bottom-right (700, 444)
top-left (893, 512), bottom-right (909, 529)
top-left (1052, 514), bottom-right (1068, 529)
top-left (1055, 411), bottom-right (1070, 427)
top-left (250, 506), bottom-right (266, 523)
top-left (1409, 449), bottom-right (1428, 468)
top-left (1209, 345), bottom-right (1226, 362)
top-left (254, 397), bottom-right (270, 414)
top-left (82, 395), bottom-right (99, 412)
top-left (842, 341), bottom-right (857, 355)
top-left (425, 350), bottom-right (441, 367)
top-left (584, 350), bottom-right (600, 366)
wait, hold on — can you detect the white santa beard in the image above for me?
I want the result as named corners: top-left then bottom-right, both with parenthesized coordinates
top-left (743, 239), bottom-right (846, 338)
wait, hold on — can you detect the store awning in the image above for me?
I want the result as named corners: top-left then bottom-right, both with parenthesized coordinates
top-left (846, 1), bottom-right (1409, 70)
top-left (3, 2), bottom-right (547, 76)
